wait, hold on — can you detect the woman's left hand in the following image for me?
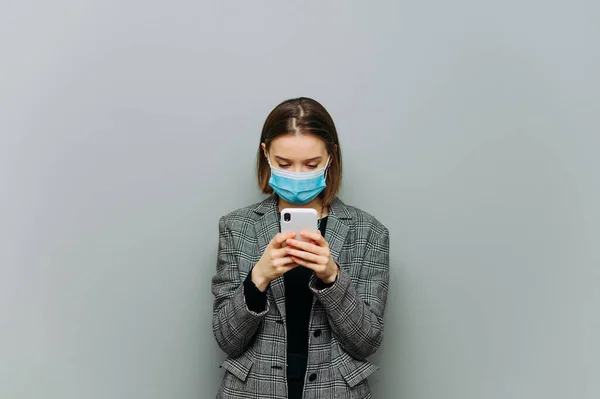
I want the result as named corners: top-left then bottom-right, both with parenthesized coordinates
top-left (285, 231), bottom-right (339, 284)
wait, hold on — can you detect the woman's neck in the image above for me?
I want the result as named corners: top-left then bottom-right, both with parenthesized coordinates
top-left (277, 197), bottom-right (329, 218)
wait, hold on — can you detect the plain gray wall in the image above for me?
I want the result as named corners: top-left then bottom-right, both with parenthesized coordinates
top-left (1, 1), bottom-right (598, 398)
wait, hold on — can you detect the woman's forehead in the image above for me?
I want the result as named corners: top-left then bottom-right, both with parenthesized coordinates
top-left (269, 133), bottom-right (326, 156)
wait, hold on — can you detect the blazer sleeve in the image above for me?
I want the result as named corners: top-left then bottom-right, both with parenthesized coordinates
top-left (211, 216), bottom-right (269, 357)
top-left (309, 225), bottom-right (390, 360)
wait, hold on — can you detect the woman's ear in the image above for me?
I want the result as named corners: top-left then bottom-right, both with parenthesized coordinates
top-left (329, 146), bottom-right (337, 167)
top-left (261, 143), bottom-right (268, 159)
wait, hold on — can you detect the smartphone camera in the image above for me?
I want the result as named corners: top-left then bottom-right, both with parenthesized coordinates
top-left (283, 212), bottom-right (291, 222)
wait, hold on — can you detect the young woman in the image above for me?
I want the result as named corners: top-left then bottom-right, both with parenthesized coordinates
top-left (212, 97), bottom-right (390, 399)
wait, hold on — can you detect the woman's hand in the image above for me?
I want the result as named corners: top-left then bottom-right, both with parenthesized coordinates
top-left (284, 230), bottom-right (339, 284)
top-left (251, 231), bottom-right (297, 292)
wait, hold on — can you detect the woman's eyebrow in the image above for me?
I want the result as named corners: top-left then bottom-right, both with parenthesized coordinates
top-left (274, 156), bottom-right (322, 162)
top-left (305, 156), bottom-right (323, 162)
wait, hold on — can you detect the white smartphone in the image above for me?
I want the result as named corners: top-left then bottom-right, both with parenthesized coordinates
top-left (280, 208), bottom-right (318, 245)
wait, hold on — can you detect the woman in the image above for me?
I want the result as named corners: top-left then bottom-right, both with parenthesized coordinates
top-left (212, 97), bottom-right (390, 399)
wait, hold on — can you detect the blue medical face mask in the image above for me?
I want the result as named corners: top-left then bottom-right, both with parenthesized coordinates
top-left (267, 155), bottom-right (330, 205)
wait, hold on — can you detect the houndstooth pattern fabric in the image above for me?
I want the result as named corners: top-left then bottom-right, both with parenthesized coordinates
top-left (212, 195), bottom-right (390, 399)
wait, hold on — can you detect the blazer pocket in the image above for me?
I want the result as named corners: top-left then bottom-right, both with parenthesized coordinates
top-left (338, 356), bottom-right (380, 388)
top-left (220, 355), bottom-right (254, 382)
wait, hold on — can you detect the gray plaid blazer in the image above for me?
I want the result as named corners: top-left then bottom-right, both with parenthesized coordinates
top-left (212, 194), bottom-right (390, 399)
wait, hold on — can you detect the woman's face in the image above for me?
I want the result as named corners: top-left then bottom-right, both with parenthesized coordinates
top-left (263, 133), bottom-right (329, 173)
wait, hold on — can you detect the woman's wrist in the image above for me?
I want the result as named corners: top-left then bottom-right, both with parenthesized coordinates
top-left (318, 261), bottom-right (339, 284)
top-left (319, 271), bottom-right (338, 284)
top-left (251, 267), bottom-right (270, 292)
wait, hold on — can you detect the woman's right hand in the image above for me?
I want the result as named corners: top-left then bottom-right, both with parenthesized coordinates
top-left (251, 231), bottom-right (297, 292)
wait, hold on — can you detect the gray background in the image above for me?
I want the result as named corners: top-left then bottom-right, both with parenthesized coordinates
top-left (1, 1), bottom-right (598, 398)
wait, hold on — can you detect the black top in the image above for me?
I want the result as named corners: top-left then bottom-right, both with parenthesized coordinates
top-left (243, 216), bottom-right (332, 388)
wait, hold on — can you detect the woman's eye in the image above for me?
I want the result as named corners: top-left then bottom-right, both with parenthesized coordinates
top-left (307, 164), bottom-right (318, 169)
top-left (278, 164), bottom-right (290, 168)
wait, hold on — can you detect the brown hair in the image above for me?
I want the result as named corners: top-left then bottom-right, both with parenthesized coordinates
top-left (257, 97), bottom-right (342, 206)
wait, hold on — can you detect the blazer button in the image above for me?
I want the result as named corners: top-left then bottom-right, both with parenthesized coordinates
top-left (313, 329), bottom-right (321, 337)
top-left (308, 373), bottom-right (317, 382)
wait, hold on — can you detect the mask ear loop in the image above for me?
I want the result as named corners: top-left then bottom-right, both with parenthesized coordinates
top-left (324, 155), bottom-right (331, 181)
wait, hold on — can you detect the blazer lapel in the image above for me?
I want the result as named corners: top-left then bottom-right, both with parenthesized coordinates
top-left (253, 195), bottom-right (288, 321)
top-left (325, 197), bottom-right (352, 264)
